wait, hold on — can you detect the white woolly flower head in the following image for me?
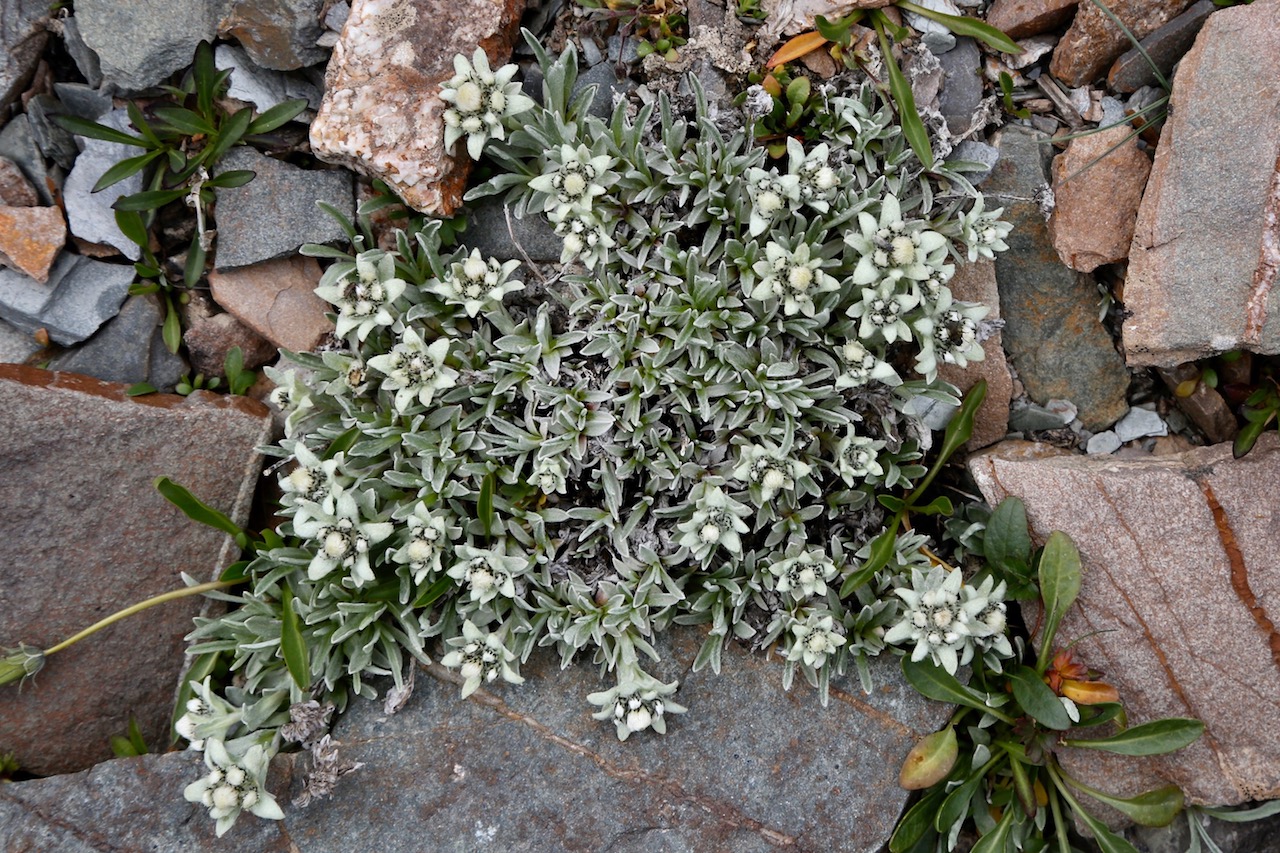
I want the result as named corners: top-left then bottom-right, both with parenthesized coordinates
top-left (588, 666), bottom-right (687, 741)
top-left (835, 339), bottom-right (900, 390)
top-left (731, 441), bottom-right (812, 503)
top-left (183, 738), bottom-right (283, 837)
top-left (675, 484), bottom-right (752, 561)
top-left (440, 619), bottom-right (525, 698)
top-left (279, 441), bottom-right (345, 515)
top-left (432, 249), bottom-right (523, 317)
top-left (528, 143), bottom-right (614, 222)
top-left (292, 490), bottom-right (394, 586)
top-left (440, 47), bottom-right (535, 160)
top-left (749, 241), bottom-right (840, 317)
top-left (786, 138), bottom-right (838, 213)
top-left (555, 210), bottom-right (615, 269)
top-left (445, 543), bottom-right (528, 605)
top-left (745, 167), bottom-right (801, 237)
top-left (847, 286), bottom-right (920, 344)
top-left (367, 328), bottom-right (459, 412)
top-left (883, 566), bottom-right (994, 675)
top-left (846, 194), bottom-right (951, 290)
top-left (912, 290), bottom-right (989, 382)
top-left (770, 550), bottom-right (838, 601)
top-left (835, 428), bottom-right (886, 485)
top-left (174, 677), bottom-right (240, 750)
top-left (391, 503), bottom-right (454, 585)
top-left (786, 612), bottom-right (846, 668)
top-left (314, 250), bottom-right (406, 342)
top-left (959, 194), bottom-right (1012, 262)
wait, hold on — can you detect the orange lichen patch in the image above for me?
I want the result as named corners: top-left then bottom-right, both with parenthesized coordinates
top-left (0, 205), bottom-right (66, 283)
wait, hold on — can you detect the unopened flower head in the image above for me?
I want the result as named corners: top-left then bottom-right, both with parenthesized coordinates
top-left (440, 619), bottom-right (525, 698)
top-left (0, 644), bottom-right (44, 688)
top-left (555, 211), bottom-right (615, 268)
top-left (960, 195), bottom-right (1012, 262)
top-left (835, 339), bottom-right (900, 390)
top-left (787, 139), bottom-right (838, 212)
top-left (432, 249), bottom-right (523, 317)
top-left (174, 677), bottom-right (241, 750)
top-left (529, 454), bottom-right (570, 495)
top-left (440, 47), bottom-right (535, 160)
top-left (588, 668), bottom-right (687, 741)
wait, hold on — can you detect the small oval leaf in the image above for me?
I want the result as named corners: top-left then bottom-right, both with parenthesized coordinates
top-left (1009, 665), bottom-right (1073, 730)
top-left (900, 726), bottom-right (958, 789)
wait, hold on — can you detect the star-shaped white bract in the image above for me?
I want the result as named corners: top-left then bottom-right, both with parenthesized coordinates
top-left (314, 251), bottom-right (406, 342)
top-left (367, 328), bottom-right (459, 412)
top-left (293, 490), bottom-right (394, 586)
top-left (440, 47), bottom-right (536, 160)
top-left (183, 738), bottom-right (283, 837)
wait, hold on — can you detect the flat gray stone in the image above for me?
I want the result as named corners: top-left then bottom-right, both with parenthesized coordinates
top-left (1085, 430), bottom-right (1121, 455)
top-left (946, 140), bottom-right (999, 185)
top-left (0, 0), bottom-right (48, 117)
top-left (219, 0), bottom-right (329, 71)
top-left (463, 194), bottom-right (563, 263)
top-left (47, 295), bottom-right (162, 385)
top-left (937, 37), bottom-right (983, 136)
top-left (970, 434), bottom-right (1280, 807)
top-left (0, 252), bottom-right (135, 345)
top-left (0, 252), bottom-right (64, 325)
top-left (986, 125), bottom-right (1131, 431)
top-left (216, 44), bottom-right (320, 114)
top-left (58, 16), bottom-right (104, 88)
top-left (1009, 401), bottom-right (1073, 432)
top-left (0, 317), bottom-right (39, 363)
top-left (1122, 0), bottom-right (1280, 366)
top-left (1114, 406), bottom-right (1168, 442)
top-left (75, 0), bottom-right (226, 93)
top-left (63, 108), bottom-right (144, 260)
top-left (0, 116), bottom-right (53, 205)
top-left (214, 146), bottom-right (353, 270)
top-left (25, 93), bottom-right (80, 170)
top-left (0, 364), bottom-right (271, 775)
top-left (0, 631), bottom-right (948, 848)
top-left (52, 82), bottom-right (113, 121)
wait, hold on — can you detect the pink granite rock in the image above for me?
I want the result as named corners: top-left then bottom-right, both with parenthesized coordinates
top-left (1049, 125), bottom-right (1151, 272)
top-left (1122, 0), bottom-right (1280, 367)
top-left (208, 255), bottom-right (333, 353)
top-left (309, 0), bottom-right (526, 216)
top-left (1049, 0), bottom-right (1194, 86)
top-left (937, 259), bottom-right (1012, 450)
top-left (0, 365), bottom-right (271, 775)
top-left (0, 156), bottom-right (39, 207)
top-left (969, 433), bottom-right (1280, 807)
top-left (986, 0), bottom-right (1079, 40)
top-left (0, 205), bottom-right (65, 283)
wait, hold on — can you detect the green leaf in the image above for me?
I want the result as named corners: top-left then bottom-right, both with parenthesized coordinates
top-left (1063, 791), bottom-right (1141, 853)
top-left (247, 99), bottom-right (309, 135)
top-left (1036, 530), bottom-right (1082, 671)
top-left (162, 297), bottom-right (183, 354)
top-left (902, 657), bottom-right (1006, 718)
top-left (280, 584), bottom-right (310, 690)
top-left (785, 75), bottom-right (811, 106)
top-left (204, 169), bottom-right (256, 189)
top-left (878, 494), bottom-right (906, 513)
top-left (1063, 718), bottom-right (1205, 756)
top-left (897, 1), bottom-right (1022, 53)
top-left (219, 559), bottom-right (250, 583)
top-left (912, 495), bottom-right (954, 516)
top-left (126, 102), bottom-right (164, 148)
top-left (112, 188), bottom-right (188, 212)
top-left (126, 382), bottom-right (158, 396)
top-left (1007, 750), bottom-right (1038, 817)
top-left (128, 715), bottom-right (149, 754)
top-left (194, 40), bottom-right (219, 119)
top-left (875, 20), bottom-right (933, 171)
top-left (55, 114), bottom-right (149, 148)
top-left (839, 525), bottom-right (899, 597)
top-left (1233, 414), bottom-right (1272, 459)
top-left (935, 379), bottom-right (986, 466)
top-left (970, 805), bottom-right (1016, 853)
top-left (889, 785), bottom-right (946, 853)
top-left (478, 473), bottom-right (495, 537)
top-left (937, 761), bottom-right (992, 832)
top-left (152, 106), bottom-right (217, 136)
top-left (114, 209), bottom-right (151, 249)
top-left (1064, 778), bottom-right (1185, 827)
top-left (154, 476), bottom-right (248, 549)
top-left (91, 149), bottom-right (164, 193)
top-left (1009, 665), bottom-right (1073, 730)
top-left (110, 734), bottom-right (141, 758)
top-left (224, 346), bottom-right (244, 382)
top-left (169, 650), bottom-right (221, 744)
top-left (411, 575), bottom-right (454, 609)
top-left (1074, 701), bottom-right (1125, 728)
top-left (985, 497), bottom-right (1032, 576)
top-left (899, 727), bottom-right (958, 790)
top-left (184, 238), bottom-right (206, 288)
top-left (326, 426), bottom-right (361, 459)
top-left (205, 107), bottom-right (253, 165)
top-left (814, 11), bottom-right (864, 45)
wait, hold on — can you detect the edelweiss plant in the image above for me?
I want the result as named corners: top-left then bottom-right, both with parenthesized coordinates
top-left (167, 33), bottom-right (1018, 835)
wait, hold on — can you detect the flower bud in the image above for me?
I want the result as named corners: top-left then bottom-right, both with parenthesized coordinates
top-left (0, 644), bottom-right (45, 687)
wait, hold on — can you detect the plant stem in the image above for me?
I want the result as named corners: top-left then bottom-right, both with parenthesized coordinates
top-left (44, 579), bottom-right (242, 657)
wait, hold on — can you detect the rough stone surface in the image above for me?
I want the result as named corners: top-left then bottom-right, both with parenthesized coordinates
top-left (46, 295), bottom-right (180, 387)
top-left (1158, 365), bottom-right (1238, 444)
top-left (183, 303), bottom-right (279, 377)
top-left (1085, 429), bottom-right (1121, 454)
top-left (1126, 807), bottom-right (1280, 853)
top-left (1107, 0), bottom-right (1216, 94)
top-left (309, 0), bottom-right (527, 216)
top-left (969, 434), bottom-right (1280, 807)
top-left (219, 0), bottom-right (329, 71)
top-left (1049, 125), bottom-right (1151, 272)
top-left (208, 255), bottom-right (333, 353)
top-left (0, 364), bottom-right (270, 775)
top-left (63, 109), bottom-right (144, 261)
top-left (937, 259), bottom-right (1011, 449)
top-left (0, 318), bottom-right (39, 363)
top-left (74, 0), bottom-right (224, 93)
top-left (58, 16), bottom-right (104, 88)
top-left (52, 82), bottom-right (113, 122)
top-left (947, 140), bottom-right (999, 186)
top-left (0, 205), bottom-right (65, 283)
top-left (1113, 405), bottom-right (1168, 442)
top-left (0, 0), bottom-right (48, 117)
top-left (0, 630), bottom-right (948, 849)
top-left (215, 44), bottom-right (321, 115)
top-left (0, 156), bottom-right (38, 207)
top-left (0, 116), bottom-right (53, 206)
top-left (1050, 0), bottom-right (1195, 86)
top-left (1122, 0), bottom-right (1280, 367)
top-left (986, 125), bottom-right (1130, 430)
top-left (937, 37), bottom-right (983, 137)
top-left (213, 146), bottom-right (353, 270)
top-left (462, 193), bottom-right (564, 263)
top-left (26, 93), bottom-right (80, 171)
top-left (0, 252), bottom-right (135, 345)
top-left (985, 0), bottom-right (1079, 40)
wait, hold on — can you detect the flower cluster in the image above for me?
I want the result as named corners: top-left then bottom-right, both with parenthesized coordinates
top-left (440, 47), bottom-right (536, 159)
top-left (883, 566), bottom-right (1011, 675)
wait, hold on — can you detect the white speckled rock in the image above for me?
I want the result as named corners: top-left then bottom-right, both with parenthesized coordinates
top-left (309, 0), bottom-right (526, 216)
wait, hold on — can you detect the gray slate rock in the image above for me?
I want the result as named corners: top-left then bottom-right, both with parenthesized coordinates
top-left (986, 125), bottom-right (1130, 431)
top-left (214, 146), bottom-right (353, 270)
top-left (74, 0), bottom-right (224, 93)
top-left (219, 0), bottom-right (330, 71)
top-left (1114, 406), bottom-right (1168, 442)
top-left (946, 140), bottom-right (999, 185)
top-left (216, 44), bottom-right (320, 115)
top-left (47, 295), bottom-right (186, 388)
top-left (1085, 430), bottom-right (1122, 455)
top-left (25, 94), bottom-right (80, 170)
top-left (0, 115), bottom-right (54, 205)
top-left (52, 82), bottom-right (112, 121)
top-left (0, 631), bottom-right (948, 850)
top-left (58, 16), bottom-right (104, 88)
top-left (463, 195), bottom-right (563, 263)
top-left (937, 37), bottom-right (983, 137)
top-left (63, 108), bottom-right (143, 260)
top-left (1009, 401), bottom-right (1074, 432)
top-left (0, 252), bottom-right (134, 345)
top-left (0, 0), bottom-right (48, 118)
top-left (1126, 807), bottom-right (1280, 853)
top-left (572, 60), bottom-right (637, 120)
top-left (0, 317), bottom-right (39, 363)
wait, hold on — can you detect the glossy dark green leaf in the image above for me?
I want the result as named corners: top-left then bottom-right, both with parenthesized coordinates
top-left (1064, 792), bottom-right (1141, 853)
top-left (205, 107), bottom-right (253, 164)
top-left (902, 657), bottom-right (999, 716)
top-left (204, 169), bottom-right (256, 189)
top-left (935, 379), bottom-right (986, 466)
top-left (194, 40), bottom-right (219, 118)
top-left (219, 559), bottom-right (250, 583)
top-left (839, 525), bottom-right (899, 597)
top-left (126, 382), bottom-right (158, 396)
top-left (1007, 751), bottom-right (1037, 817)
top-left (814, 11), bottom-right (864, 45)
top-left (876, 21), bottom-right (933, 170)
top-left (92, 149), bottom-right (164, 193)
top-left (889, 785), bottom-right (946, 853)
top-left (1063, 718), bottom-right (1205, 756)
top-left (970, 805), bottom-right (1015, 853)
top-left (1233, 414), bottom-right (1272, 459)
top-left (1068, 779), bottom-right (1184, 827)
top-left (247, 99), bottom-right (309, 135)
top-left (114, 209), bottom-right (151, 249)
top-left (56, 114), bottom-right (148, 148)
top-left (326, 426), bottom-right (361, 459)
top-left (897, 1), bottom-right (1022, 53)
top-left (153, 106), bottom-right (217, 136)
top-left (1036, 531), bottom-right (1082, 670)
top-left (1074, 701), bottom-right (1125, 728)
top-left (912, 495), bottom-right (954, 516)
top-left (479, 472), bottom-right (495, 537)
top-left (985, 496), bottom-right (1032, 576)
top-left (280, 584), bottom-right (310, 690)
top-left (126, 101), bottom-right (164, 148)
top-left (162, 297), bottom-right (183, 354)
top-left (1009, 665), bottom-right (1072, 730)
top-left (184, 238), bottom-right (206, 288)
top-left (878, 494), bottom-right (906, 513)
top-left (937, 761), bottom-right (991, 832)
top-left (112, 188), bottom-right (188, 212)
top-left (154, 476), bottom-right (248, 548)
top-left (110, 734), bottom-right (141, 758)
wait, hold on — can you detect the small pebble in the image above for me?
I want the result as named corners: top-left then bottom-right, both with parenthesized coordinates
top-left (1114, 407), bottom-right (1168, 443)
top-left (1086, 431), bottom-right (1122, 455)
